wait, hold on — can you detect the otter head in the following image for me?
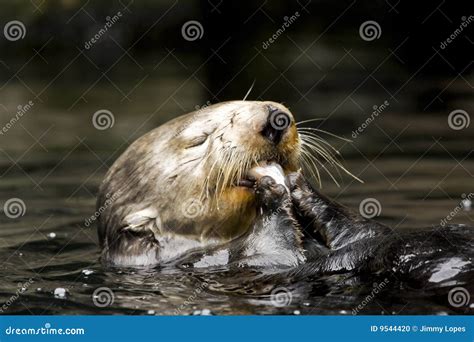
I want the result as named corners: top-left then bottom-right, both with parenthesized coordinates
top-left (99, 101), bottom-right (301, 243)
top-left (160, 101), bottom-right (300, 239)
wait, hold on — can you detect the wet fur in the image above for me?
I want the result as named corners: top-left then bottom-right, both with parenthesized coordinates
top-left (96, 100), bottom-right (473, 289)
top-left (287, 172), bottom-right (474, 287)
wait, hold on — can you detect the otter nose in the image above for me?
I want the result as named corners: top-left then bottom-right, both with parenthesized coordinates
top-left (261, 107), bottom-right (291, 145)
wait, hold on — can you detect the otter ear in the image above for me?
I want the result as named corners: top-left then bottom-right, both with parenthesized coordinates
top-left (122, 207), bottom-right (160, 232)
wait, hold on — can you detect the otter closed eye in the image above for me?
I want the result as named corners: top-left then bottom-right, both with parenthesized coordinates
top-left (185, 135), bottom-right (208, 148)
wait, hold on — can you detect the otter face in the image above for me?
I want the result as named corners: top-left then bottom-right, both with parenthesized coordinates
top-left (173, 101), bottom-right (300, 193)
top-left (113, 101), bottom-right (301, 241)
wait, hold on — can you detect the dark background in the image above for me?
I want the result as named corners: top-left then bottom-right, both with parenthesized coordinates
top-left (0, 0), bottom-right (472, 315)
top-left (1, 0), bottom-right (472, 221)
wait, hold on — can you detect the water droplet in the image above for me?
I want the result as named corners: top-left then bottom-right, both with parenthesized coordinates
top-left (54, 287), bottom-right (67, 299)
top-left (193, 309), bottom-right (212, 316)
top-left (201, 309), bottom-right (212, 315)
top-left (82, 269), bottom-right (94, 276)
top-left (461, 198), bottom-right (472, 211)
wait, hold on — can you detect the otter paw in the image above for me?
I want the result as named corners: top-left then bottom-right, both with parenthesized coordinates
top-left (255, 175), bottom-right (290, 210)
top-left (287, 171), bottom-right (314, 203)
top-left (287, 170), bottom-right (309, 192)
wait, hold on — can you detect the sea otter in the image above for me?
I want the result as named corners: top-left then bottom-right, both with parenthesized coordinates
top-left (96, 101), bottom-right (473, 287)
top-left (97, 101), bottom-right (302, 266)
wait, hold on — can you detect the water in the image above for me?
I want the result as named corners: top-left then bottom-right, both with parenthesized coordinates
top-left (1, 77), bottom-right (472, 315)
top-left (1, 5), bottom-right (473, 314)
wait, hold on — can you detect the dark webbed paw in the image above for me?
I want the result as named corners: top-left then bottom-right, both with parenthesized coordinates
top-left (255, 175), bottom-right (290, 211)
top-left (287, 171), bottom-right (315, 213)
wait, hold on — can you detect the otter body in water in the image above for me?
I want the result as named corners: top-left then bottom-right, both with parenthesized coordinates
top-left (97, 100), bottom-right (473, 288)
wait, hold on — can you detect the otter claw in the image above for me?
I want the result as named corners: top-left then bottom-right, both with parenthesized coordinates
top-left (255, 176), bottom-right (289, 210)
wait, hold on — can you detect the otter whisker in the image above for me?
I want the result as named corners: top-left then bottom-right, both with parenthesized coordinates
top-left (296, 118), bottom-right (326, 126)
top-left (243, 79), bottom-right (256, 101)
top-left (298, 130), bottom-right (341, 156)
top-left (202, 144), bottom-right (224, 201)
top-left (298, 129), bottom-right (363, 185)
top-left (301, 141), bottom-right (340, 186)
top-left (299, 134), bottom-right (341, 169)
top-left (298, 127), bottom-right (352, 142)
top-left (220, 148), bottom-right (237, 198)
top-left (300, 149), bottom-right (321, 186)
top-left (299, 134), bottom-right (344, 174)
